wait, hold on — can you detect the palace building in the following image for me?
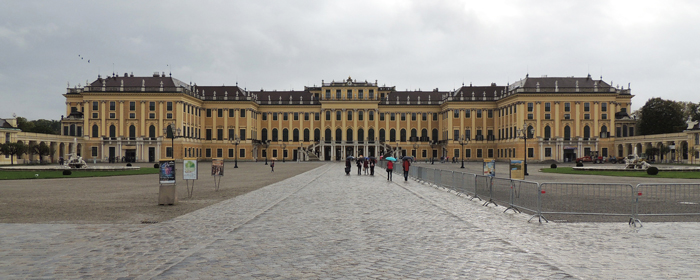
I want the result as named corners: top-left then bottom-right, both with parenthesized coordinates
top-left (54, 72), bottom-right (646, 164)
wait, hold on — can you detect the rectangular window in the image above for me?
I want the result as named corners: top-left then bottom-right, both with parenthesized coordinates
top-left (91, 147), bottom-right (98, 157)
top-left (584, 114), bottom-right (590, 120)
top-left (216, 149), bottom-right (223, 158)
top-left (453, 110), bottom-right (459, 118)
top-left (528, 103), bottom-right (533, 112)
top-left (358, 89), bottom-right (363, 99)
top-left (92, 112), bottom-right (98, 119)
top-left (304, 113), bottom-right (309, 121)
top-left (528, 148), bottom-right (533, 158)
top-left (273, 113), bottom-right (278, 121)
top-left (229, 149), bottom-right (234, 158)
top-left (272, 149), bottom-right (278, 158)
top-left (488, 149), bottom-right (494, 158)
top-left (454, 149), bottom-right (460, 158)
top-left (336, 90), bottom-right (341, 99)
top-left (391, 113), bottom-right (396, 121)
top-left (380, 113), bottom-right (385, 121)
top-left (206, 109), bottom-right (212, 117)
top-left (228, 109), bottom-right (234, 118)
top-left (149, 113), bottom-right (155, 119)
top-left (347, 89), bottom-right (352, 99)
top-left (206, 129), bottom-right (212, 140)
top-left (453, 129), bottom-right (459, 141)
top-left (110, 101), bottom-right (116, 111)
top-left (240, 149), bottom-right (245, 158)
top-left (315, 113), bottom-right (320, 120)
top-left (369, 89), bottom-right (374, 99)
top-left (602, 102), bottom-right (608, 112)
top-left (92, 101), bottom-right (98, 111)
top-left (166, 113), bottom-right (172, 119)
top-left (433, 113), bottom-right (438, 121)
top-left (422, 113), bottom-right (427, 121)
top-left (325, 90), bottom-right (331, 99)
top-left (465, 149), bottom-right (471, 158)
top-left (545, 148), bottom-right (552, 157)
top-left (129, 102), bottom-right (135, 111)
top-left (488, 110), bottom-right (493, 118)
top-left (166, 147), bottom-right (173, 158)
top-left (602, 113), bottom-right (607, 120)
top-left (369, 111), bottom-right (374, 121)
top-left (347, 111), bottom-right (352, 121)
top-left (545, 102), bottom-right (551, 112)
top-left (545, 114), bottom-right (551, 120)
top-left (217, 109), bottom-right (223, 118)
top-left (336, 111), bottom-right (341, 121)
top-left (401, 113), bottom-right (406, 121)
top-left (109, 113), bottom-right (115, 119)
top-left (602, 148), bottom-right (608, 157)
top-left (477, 149), bottom-right (483, 158)
top-left (228, 128), bottom-right (234, 139)
top-left (240, 129), bottom-right (246, 140)
top-left (205, 149), bottom-right (211, 158)
top-left (464, 110), bottom-right (470, 118)
top-left (282, 113), bottom-right (288, 121)
top-left (476, 109), bottom-right (482, 118)
top-left (149, 102), bottom-right (155, 111)
top-left (167, 102), bottom-right (173, 111)
top-left (565, 102), bottom-right (570, 112)
top-left (217, 129), bottom-right (223, 140)
top-left (294, 112), bottom-right (299, 121)
top-left (527, 114), bottom-right (533, 120)
top-left (564, 114), bottom-right (570, 120)
top-left (129, 113), bottom-right (135, 119)
top-left (584, 102), bottom-right (590, 112)
top-left (240, 109), bottom-right (246, 118)
top-left (422, 149), bottom-right (427, 158)
top-left (412, 113), bottom-right (416, 121)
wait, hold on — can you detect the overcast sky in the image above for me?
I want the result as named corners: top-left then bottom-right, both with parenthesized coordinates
top-left (2, 0), bottom-right (699, 121)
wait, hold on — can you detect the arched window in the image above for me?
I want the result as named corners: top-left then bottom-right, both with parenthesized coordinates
top-left (368, 128), bottom-right (375, 141)
top-left (527, 125), bottom-right (534, 138)
top-left (283, 128), bottom-right (289, 142)
top-left (390, 129), bottom-right (396, 142)
top-left (314, 128), bottom-right (320, 141)
top-left (293, 129), bottom-right (299, 142)
top-left (335, 128), bottom-right (342, 142)
top-left (544, 126), bottom-right (551, 139)
top-left (432, 129), bottom-right (438, 142)
top-left (357, 128), bottom-right (364, 142)
top-left (583, 125), bottom-right (591, 139)
top-left (410, 129), bottom-right (417, 141)
top-left (600, 125), bottom-right (608, 138)
top-left (379, 129), bottom-right (385, 142)
top-left (129, 125), bottom-right (136, 139)
top-left (262, 128), bottom-right (268, 142)
top-left (92, 124), bottom-right (99, 138)
top-left (564, 126), bottom-right (571, 140)
top-left (109, 124), bottom-right (116, 138)
top-left (303, 129), bottom-right (310, 142)
top-left (325, 128), bottom-right (331, 141)
top-left (149, 125), bottom-right (156, 138)
top-left (421, 129), bottom-right (428, 141)
top-left (272, 128), bottom-right (279, 141)
top-left (70, 124), bottom-right (76, 136)
top-left (346, 128), bottom-right (353, 142)
top-left (400, 129), bottom-right (407, 142)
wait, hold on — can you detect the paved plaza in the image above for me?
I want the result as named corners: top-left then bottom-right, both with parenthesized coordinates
top-left (2, 162), bottom-right (700, 279)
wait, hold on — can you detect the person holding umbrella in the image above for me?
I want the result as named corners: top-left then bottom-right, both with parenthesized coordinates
top-left (356, 155), bottom-right (363, 175)
top-left (345, 157), bottom-right (352, 175)
top-left (369, 156), bottom-right (376, 176)
top-left (385, 156), bottom-right (396, 181)
top-left (402, 156), bottom-right (411, 181)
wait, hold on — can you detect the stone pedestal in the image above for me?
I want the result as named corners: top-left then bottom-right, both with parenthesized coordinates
top-left (158, 184), bottom-right (178, 205)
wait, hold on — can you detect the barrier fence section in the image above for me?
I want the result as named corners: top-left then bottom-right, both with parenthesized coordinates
top-left (538, 183), bottom-right (635, 221)
top-left (634, 183), bottom-right (700, 222)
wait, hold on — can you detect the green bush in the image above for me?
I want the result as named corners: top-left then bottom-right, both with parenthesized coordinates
top-left (646, 166), bottom-right (659, 175)
top-left (550, 163), bottom-right (557, 169)
top-left (62, 170), bottom-right (72, 176)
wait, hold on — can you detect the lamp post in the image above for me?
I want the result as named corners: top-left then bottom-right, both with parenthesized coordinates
top-left (518, 124), bottom-right (534, 176)
top-left (163, 124), bottom-right (181, 159)
top-left (231, 135), bottom-right (240, 168)
top-left (263, 139), bottom-right (271, 165)
top-left (459, 135), bottom-right (468, 168)
top-left (282, 142), bottom-right (287, 163)
top-left (412, 143), bottom-right (418, 160)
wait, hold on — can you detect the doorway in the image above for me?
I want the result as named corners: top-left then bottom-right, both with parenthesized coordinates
top-left (149, 147), bottom-right (155, 162)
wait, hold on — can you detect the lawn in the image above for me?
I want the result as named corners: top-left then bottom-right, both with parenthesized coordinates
top-left (541, 167), bottom-right (700, 179)
top-left (0, 168), bottom-right (160, 180)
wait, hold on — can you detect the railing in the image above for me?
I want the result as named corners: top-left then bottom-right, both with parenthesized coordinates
top-left (376, 162), bottom-right (700, 227)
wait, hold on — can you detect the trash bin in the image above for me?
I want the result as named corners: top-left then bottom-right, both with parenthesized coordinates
top-left (158, 185), bottom-right (178, 205)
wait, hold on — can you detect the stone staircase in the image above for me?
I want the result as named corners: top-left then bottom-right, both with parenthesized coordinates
top-left (305, 142), bottom-right (321, 161)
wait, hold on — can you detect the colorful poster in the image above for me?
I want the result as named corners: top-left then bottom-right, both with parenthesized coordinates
top-left (211, 158), bottom-right (224, 176)
top-left (183, 158), bottom-right (198, 180)
top-left (510, 160), bottom-right (524, 180)
top-left (483, 158), bottom-right (496, 177)
top-left (159, 159), bottom-right (176, 184)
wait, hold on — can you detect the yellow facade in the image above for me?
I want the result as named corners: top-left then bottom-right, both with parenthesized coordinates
top-left (57, 73), bottom-right (649, 163)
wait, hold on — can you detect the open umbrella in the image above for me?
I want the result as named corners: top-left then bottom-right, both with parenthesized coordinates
top-left (402, 156), bottom-right (413, 161)
top-left (385, 156), bottom-right (397, 161)
top-left (346, 156), bottom-right (354, 160)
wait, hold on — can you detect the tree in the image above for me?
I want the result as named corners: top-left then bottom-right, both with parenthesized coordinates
top-left (15, 117), bottom-right (60, 135)
top-left (29, 142), bottom-right (52, 164)
top-left (637, 98), bottom-right (685, 135)
top-left (678, 101), bottom-right (700, 122)
top-left (0, 142), bottom-right (28, 165)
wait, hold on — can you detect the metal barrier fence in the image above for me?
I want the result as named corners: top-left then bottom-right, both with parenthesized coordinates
top-left (371, 161), bottom-right (699, 226)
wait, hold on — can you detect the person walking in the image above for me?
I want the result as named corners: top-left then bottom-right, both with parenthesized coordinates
top-left (402, 158), bottom-right (411, 181)
top-left (363, 159), bottom-right (369, 175)
top-left (369, 158), bottom-right (375, 176)
top-left (356, 158), bottom-right (362, 175)
top-left (270, 159), bottom-right (275, 172)
top-left (386, 160), bottom-right (393, 181)
top-left (345, 159), bottom-right (351, 175)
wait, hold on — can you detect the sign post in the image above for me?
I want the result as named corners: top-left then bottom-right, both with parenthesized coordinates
top-left (510, 159), bottom-right (524, 180)
top-left (158, 159), bottom-right (177, 205)
top-left (183, 158), bottom-right (198, 198)
top-left (211, 158), bottom-right (224, 191)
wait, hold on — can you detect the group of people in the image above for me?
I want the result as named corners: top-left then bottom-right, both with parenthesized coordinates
top-left (345, 157), bottom-right (376, 176)
top-left (345, 156), bottom-right (411, 182)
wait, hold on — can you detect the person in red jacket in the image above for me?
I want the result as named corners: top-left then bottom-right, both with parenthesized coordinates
top-left (386, 160), bottom-right (393, 181)
top-left (402, 159), bottom-right (411, 181)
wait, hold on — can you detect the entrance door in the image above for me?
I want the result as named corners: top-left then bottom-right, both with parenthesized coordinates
top-left (125, 149), bottom-right (136, 162)
top-left (109, 147), bottom-right (116, 163)
top-left (563, 149), bottom-right (576, 162)
top-left (369, 146), bottom-right (375, 157)
top-left (293, 148), bottom-right (299, 161)
top-left (324, 146), bottom-right (331, 161)
top-left (149, 147), bottom-right (155, 162)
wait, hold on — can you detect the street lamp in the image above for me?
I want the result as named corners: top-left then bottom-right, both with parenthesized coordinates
top-left (459, 135), bottom-right (468, 168)
top-left (281, 142), bottom-right (287, 163)
top-left (518, 124), bottom-right (535, 175)
top-left (231, 135), bottom-right (240, 168)
top-left (412, 143), bottom-right (418, 160)
top-left (163, 124), bottom-right (181, 159)
top-left (263, 139), bottom-right (271, 165)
